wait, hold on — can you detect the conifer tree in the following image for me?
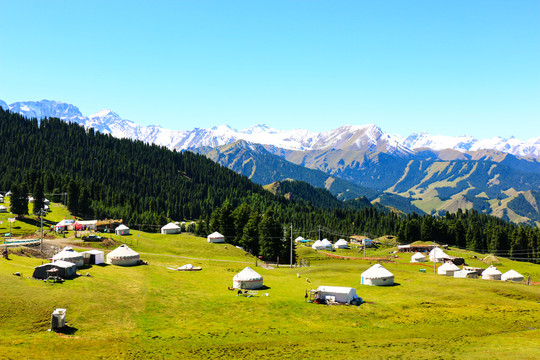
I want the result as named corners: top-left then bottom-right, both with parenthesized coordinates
top-left (33, 179), bottom-right (45, 215)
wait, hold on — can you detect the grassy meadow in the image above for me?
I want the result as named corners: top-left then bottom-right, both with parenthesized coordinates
top-left (1, 230), bottom-right (539, 359)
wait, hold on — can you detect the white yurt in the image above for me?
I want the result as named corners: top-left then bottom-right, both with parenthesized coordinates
top-left (454, 270), bottom-right (478, 279)
top-left (501, 269), bottom-right (524, 282)
top-left (316, 286), bottom-right (359, 304)
top-left (312, 240), bottom-right (325, 250)
top-left (115, 224), bottom-right (130, 236)
top-left (0, 194), bottom-right (4, 203)
top-left (361, 264), bottom-right (395, 286)
top-left (321, 239), bottom-right (333, 250)
top-left (81, 250), bottom-right (105, 265)
top-left (106, 244), bottom-right (140, 266)
top-left (43, 198), bottom-right (50, 205)
top-left (232, 267), bottom-right (263, 290)
top-left (294, 236), bottom-right (305, 243)
top-left (0, 205), bottom-right (6, 213)
top-left (161, 222), bottom-right (181, 235)
top-left (437, 262), bottom-right (460, 276)
top-left (52, 247), bottom-right (84, 268)
top-left (429, 247), bottom-right (451, 262)
top-left (335, 239), bottom-right (349, 249)
top-left (410, 252), bottom-right (427, 262)
top-left (207, 231), bottom-right (225, 243)
top-left (482, 265), bottom-right (502, 280)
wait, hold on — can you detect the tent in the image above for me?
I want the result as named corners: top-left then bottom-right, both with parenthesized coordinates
top-left (106, 244), bottom-right (140, 266)
top-left (501, 269), bottom-right (524, 282)
top-left (43, 198), bottom-right (50, 205)
top-left (73, 220), bottom-right (97, 231)
top-left (233, 267), bottom-right (263, 290)
top-left (0, 194), bottom-right (4, 203)
top-left (54, 219), bottom-right (75, 232)
top-left (178, 264), bottom-right (202, 271)
top-left (361, 264), bottom-right (394, 286)
top-left (0, 205), bottom-right (6, 213)
top-left (207, 231), bottom-right (225, 243)
top-left (316, 286), bottom-right (360, 304)
top-left (81, 250), bottom-right (105, 265)
top-left (52, 247), bottom-right (84, 268)
top-left (429, 247), bottom-right (451, 262)
top-left (312, 240), bottom-right (325, 250)
top-left (482, 265), bottom-right (502, 280)
top-left (334, 239), bottom-right (349, 249)
top-left (410, 252), bottom-right (427, 262)
top-left (438, 262), bottom-right (460, 276)
top-left (321, 239), bottom-right (333, 250)
top-left (115, 224), bottom-right (130, 236)
top-left (454, 270), bottom-right (478, 279)
top-left (161, 222), bottom-right (181, 234)
top-left (294, 236), bottom-right (305, 243)
top-left (33, 260), bottom-right (77, 280)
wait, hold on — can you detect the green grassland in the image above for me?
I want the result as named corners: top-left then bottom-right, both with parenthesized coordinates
top-left (1, 231), bottom-right (539, 359)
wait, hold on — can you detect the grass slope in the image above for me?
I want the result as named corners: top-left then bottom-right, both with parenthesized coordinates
top-left (1, 233), bottom-right (539, 359)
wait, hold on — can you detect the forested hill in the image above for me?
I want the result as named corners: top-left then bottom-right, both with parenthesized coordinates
top-left (0, 108), bottom-right (286, 223)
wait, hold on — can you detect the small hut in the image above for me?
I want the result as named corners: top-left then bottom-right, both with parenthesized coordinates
top-left (361, 264), bottom-right (394, 286)
top-left (315, 286), bottom-right (360, 304)
top-left (429, 247), bottom-right (451, 262)
top-left (52, 247), bottom-right (84, 268)
top-left (312, 240), bottom-right (325, 250)
top-left (81, 250), bottom-right (105, 265)
top-left (437, 262), bottom-right (460, 276)
top-left (334, 239), bottom-right (349, 249)
top-left (501, 269), bottom-right (524, 282)
top-left (294, 236), bottom-right (305, 243)
top-left (106, 244), bottom-right (140, 266)
top-left (161, 222), bottom-right (181, 235)
top-left (115, 224), bottom-right (130, 236)
top-left (410, 252), bottom-right (427, 262)
top-left (321, 239), bottom-right (333, 250)
top-left (482, 265), bottom-right (502, 280)
top-left (33, 260), bottom-right (77, 280)
top-left (207, 231), bottom-right (225, 243)
top-left (232, 267), bottom-right (263, 290)
top-left (0, 205), bottom-right (6, 213)
top-left (0, 194), bottom-right (4, 203)
top-left (454, 270), bottom-right (478, 279)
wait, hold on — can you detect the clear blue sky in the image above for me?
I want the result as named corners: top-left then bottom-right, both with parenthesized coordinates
top-left (1, 0), bottom-right (539, 139)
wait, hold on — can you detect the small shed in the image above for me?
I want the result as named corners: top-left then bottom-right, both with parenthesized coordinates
top-left (482, 265), bottom-right (502, 280)
top-left (232, 267), bottom-right (263, 290)
top-left (106, 244), bottom-right (140, 266)
top-left (361, 264), bottom-right (394, 286)
top-left (294, 236), bottom-right (305, 243)
top-left (207, 231), bottom-right (225, 243)
top-left (0, 194), bottom-right (4, 203)
top-left (334, 239), bottom-right (348, 249)
top-left (73, 220), bottom-right (98, 231)
top-left (438, 262), bottom-right (460, 276)
top-left (52, 247), bottom-right (84, 268)
top-left (429, 247), bottom-right (451, 262)
top-left (54, 219), bottom-right (75, 232)
top-left (321, 239), bottom-right (333, 250)
top-left (115, 224), bottom-right (130, 236)
top-left (362, 238), bottom-right (373, 247)
top-left (410, 252), bottom-right (427, 262)
top-left (0, 205), bottom-right (6, 213)
top-left (161, 222), bottom-right (181, 235)
top-left (454, 270), bottom-right (478, 279)
top-left (33, 260), bottom-right (77, 280)
top-left (501, 269), bottom-right (524, 282)
top-left (82, 250), bottom-right (105, 265)
top-left (316, 286), bottom-right (360, 304)
top-left (312, 240), bottom-right (325, 250)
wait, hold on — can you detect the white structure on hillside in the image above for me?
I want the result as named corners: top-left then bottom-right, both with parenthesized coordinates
top-left (316, 286), bottom-right (360, 304)
top-left (115, 224), bottom-right (130, 236)
top-left (312, 240), bottom-right (325, 250)
top-left (295, 236), bottom-right (305, 243)
top-left (482, 265), bottom-right (502, 280)
top-left (429, 247), bottom-right (451, 262)
top-left (52, 247), bottom-right (84, 268)
top-left (0, 205), bottom-right (6, 213)
top-left (454, 270), bottom-right (478, 279)
top-left (321, 239), bottom-right (333, 250)
top-left (107, 244), bottom-right (140, 266)
top-left (161, 222), bottom-right (181, 235)
top-left (207, 231), bottom-right (225, 243)
top-left (501, 269), bottom-right (524, 282)
top-left (410, 252), bottom-right (427, 262)
top-left (334, 239), bottom-right (348, 249)
top-left (232, 267), bottom-right (263, 290)
top-left (81, 250), bottom-right (105, 265)
top-left (361, 264), bottom-right (394, 286)
top-left (437, 262), bottom-right (460, 276)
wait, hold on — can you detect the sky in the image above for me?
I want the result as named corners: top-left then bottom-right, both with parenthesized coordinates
top-left (1, 0), bottom-right (539, 139)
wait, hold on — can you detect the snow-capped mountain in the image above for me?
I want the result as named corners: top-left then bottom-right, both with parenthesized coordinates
top-left (1, 99), bottom-right (539, 158)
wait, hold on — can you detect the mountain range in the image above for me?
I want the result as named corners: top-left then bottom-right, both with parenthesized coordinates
top-left (2, 99), bottom-right (540, 224)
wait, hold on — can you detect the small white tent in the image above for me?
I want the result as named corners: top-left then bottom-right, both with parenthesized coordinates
top-left (0, 205), bottom-right (6, 213)
top-left (482, 265), bottom-right (502, 280)
top-left (316, 286), bottom-right (359, 304)
top-left (52, 247), bottom-right (84, 268)
top-left (411, 252), bottom-right (427, 262)
top-left (106, 244), bottom-right (140, 266)
top-left (0, 194), bottom-right (4, 203)
top-left (334, 239), bottom-right (349, 249)
top-left (438, 262), bottom-right (460, 276)
top-left (321, 239), bottom-right (333, 250)
top-left (161, 222), bottom-right (181, 235)
top-left (429, 247), bottom-right (451, 262)
top-left (82, 250), bottom-right (105, 265)
top-left (233, 267), bottom-right (263, 290)
top-left (207, 231), bottom-right (225, 243)
top-left (454, 270), bottom-right (478, 279)
top-left (294, 236), bottom-right (305, 243)
top-left (501, 269), bottom-right (524, 282)
top-left (115, 224), bottom-right (130, 236)
top-left (361, 264), bottom-right (394, 286)
top-left (312, 240), bottom-right (325, 250)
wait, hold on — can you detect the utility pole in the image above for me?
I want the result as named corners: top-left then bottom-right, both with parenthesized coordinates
top-left (40, 209), bottom-right (45, 252)
top-left (364, 240), bottom-right (366, 258)
top-left (290, 223), bottom-right (293, 267)
top-left (318, 225), bottom-right (321, 240)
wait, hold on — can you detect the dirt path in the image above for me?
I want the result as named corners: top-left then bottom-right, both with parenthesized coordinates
top-left (138, 252), bottom-right (254, 264)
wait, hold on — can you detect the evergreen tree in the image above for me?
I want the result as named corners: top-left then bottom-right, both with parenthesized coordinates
top-left (78, 186), bottom-right (91, 217)
top-left (258, 210), bottom-right (283, 262)
top-left (33, 179), bottom-right (45, 215)
top-left (241, 211), bottom-right (260, 255)
top-left (218, 200), bottom-right (235, 243)
top-left (67, 180), bottom-right (79, 215)
top-left (232, 203), bottom-right (251, 245)
top-left (10, 184), bottom-right (28, 217)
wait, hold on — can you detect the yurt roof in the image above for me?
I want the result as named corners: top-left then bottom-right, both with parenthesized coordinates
top-left (317, 286), bottom-right (355, 294)
top-left (295, 236), bottom-right (305, 241)
top-left (49, 260), bottom-right (77, 268)
top-left (335, 239), bottom-right (348, 246)
top-left (501, 269), bottom-right (523, 279)
top-left (0, 205), bottom-right (6, 209)
top-left (82, 249), bottom-right (104, 255)
top-left (312, 240), bottom-right (324, 246)
top-left (438, 262), bottom-right (460, 271)
top-left (233, 267), bottom-right (262, 281)
top-left (162, 222), bottom-right (180, 230)
top-left (412, 252), bottom-right (426, 259)
top-left (115, 224), bottom-right (130, 230)
top-left (361, 264), bottom-right (394, 279)
top-left (208, 231), bottom-right (224, 238)
top-left (108, 244), bottom-right (139, 259)
top-left (430, 247), bottom-right (449, 256)
top-left (321, 239), bottom-right (332, 246)
top-left (53, 247), bottom-right (83, 260)
top-left (483, 265), bottom-right (502, 275)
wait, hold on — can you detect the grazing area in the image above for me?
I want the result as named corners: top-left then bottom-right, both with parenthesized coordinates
top-left (1, 232), bottom-right (539, 359)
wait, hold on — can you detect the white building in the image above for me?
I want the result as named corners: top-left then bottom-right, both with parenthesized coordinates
top-left (115, 224), bottom-right (130, 236)
top-left (161, 222), bottom-right (181, 235)
top-left (501, 269), bottom-right (524, 282)
top-left (207, 231), bottom-right (225, 243)
top-left (106, 244), bottom-right (140, 266)
top-left (312, 240), bottom-right (325, 250)
top-left (81, 250), bottom-right (105, 265)
top-left (316, 286), bottom-right (360, 304)
top-left (334, 239), bottom-right (349, 249)
top-left (232, 267), bottom-right (263, 290)
top-left (410, 252), bottom-right (427, 262)
top-left (429, 247), bottom-right (451, 262)
top-left (52, 247), bottom-right (84, 268)
top-left (361, 264), bottom-right (394, 286)
top-left (437, 262), bottom-right (460, 276)
top-left (482, 265), bottom-right (502, 280)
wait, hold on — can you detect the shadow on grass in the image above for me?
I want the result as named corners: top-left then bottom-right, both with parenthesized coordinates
top-left (56, 325), bottom-right (78, 335)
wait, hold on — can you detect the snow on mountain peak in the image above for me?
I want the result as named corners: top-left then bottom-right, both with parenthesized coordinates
top-left (91, 109), bottom-right (120, 119)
